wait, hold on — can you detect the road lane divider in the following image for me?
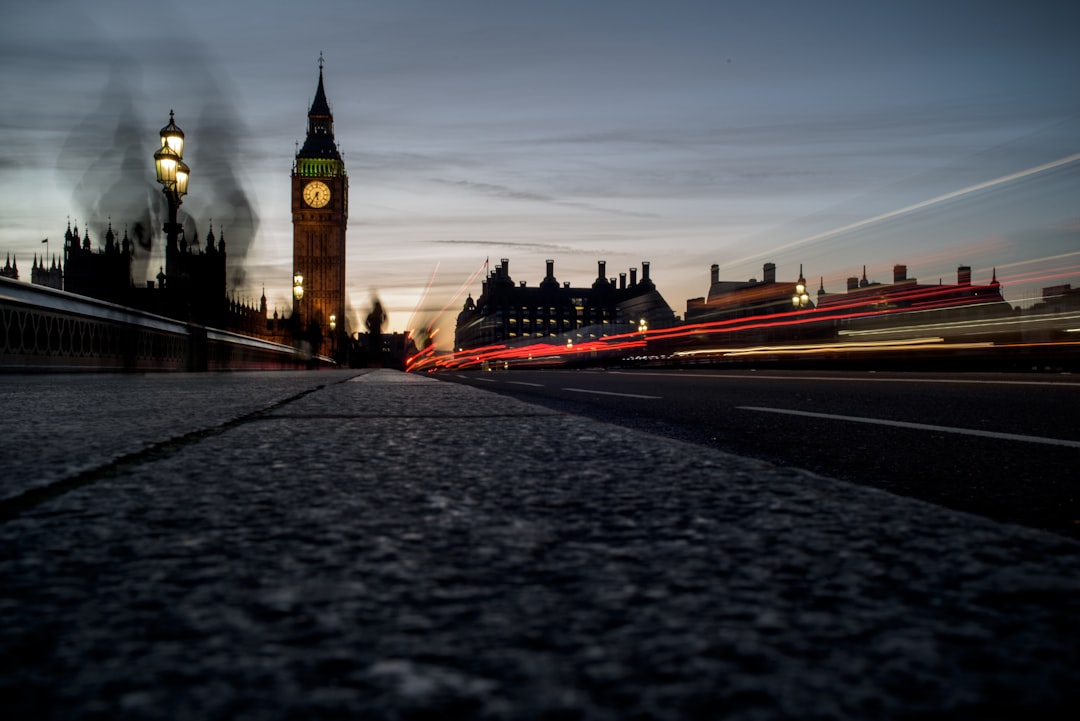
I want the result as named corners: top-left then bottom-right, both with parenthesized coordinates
top-left (738, 406), bottom-right (1080, 449)
top-left (613, 371), bottom-right (1080, 388)
top-left (507, 381), bottom-right (545, 387)
top-left (563, 388), bottom-right (662, 400)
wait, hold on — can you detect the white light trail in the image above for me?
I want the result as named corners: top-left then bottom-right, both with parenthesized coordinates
top-left (728, 152), bottom-right (1080, 269)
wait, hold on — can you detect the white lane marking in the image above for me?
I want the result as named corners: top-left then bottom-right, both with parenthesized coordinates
top-left (563, 387), bottom-right (661, 400)
top-left (470, 377), bottom-right (497, 383)
top-left (738, 406), bottom-right (1080, 449)
top-left (507, 381), bottom-right (544, 387)
top-left (611, 371), bottom-right (1079, 388)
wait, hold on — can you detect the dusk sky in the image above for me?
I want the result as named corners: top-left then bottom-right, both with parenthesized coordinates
top-left (2, 1), bottom-right (1078, 345)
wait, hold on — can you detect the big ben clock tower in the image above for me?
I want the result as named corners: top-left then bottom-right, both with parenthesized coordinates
top-left (292, 55), bottom-right (348, 336)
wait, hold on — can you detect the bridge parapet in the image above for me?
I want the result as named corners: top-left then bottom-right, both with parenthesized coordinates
top-left (1, 277), bottom-right (326, 372)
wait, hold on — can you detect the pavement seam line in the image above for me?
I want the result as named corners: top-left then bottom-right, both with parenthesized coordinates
top-left (0, 382), bottom-right (337, 523)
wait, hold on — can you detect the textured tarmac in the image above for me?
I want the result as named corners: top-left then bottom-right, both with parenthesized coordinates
top-left (2, 369), bottom-right (1078, 719)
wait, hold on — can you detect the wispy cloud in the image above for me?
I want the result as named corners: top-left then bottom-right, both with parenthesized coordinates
top-left (428, 239), bottom-right (592, 253)
top-left (430, 178), bottom-right (659, 219)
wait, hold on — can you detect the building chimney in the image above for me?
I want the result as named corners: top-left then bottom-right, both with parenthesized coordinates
top-left (541, 259), bottom-right (558, 288)
top-left (847, 276), bottom-right (859, 291)
top-left (893, 264), bottom-right (907, 283)
top-left (502, 258), bottom-right (509, 276)
top-left (763, 262), bottom-right (776, 284)
top-left (710, 263), bottom-right (719, 285)
top-left (597, 260), bottom-right (606, 279)
top-left (642, 261), bottom-right (650, 282)
top-left (630, 267), bottom-right (638, 286)
top-left (957, 265), bottom-right (971, 286)
top-left (619, 272), bottom-right (626, 289)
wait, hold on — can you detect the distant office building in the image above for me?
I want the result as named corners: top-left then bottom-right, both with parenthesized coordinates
top-left (815, 264), bottom-right (1005, 312)
top-left (682, 260), bottom-right (1014, 350)
top-left (1015, 282), bottom-right (1080, 345)
top-left (814, 264), bottom-right (1011, 344)
top-left (1029, 282), bottom-right (1080, 312)
top-left (455, 258), bottom-right (676, 351)
top-left (685, 262), bottom-right (812, 323)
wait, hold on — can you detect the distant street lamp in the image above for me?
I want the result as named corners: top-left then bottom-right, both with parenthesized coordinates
top-left (154, 110), bottom-right (190, 258)
top-left (329, 314), bottom-right (337, 358)
top-left (293, 273), bottom-right (304, 318)
top-left (638, 318), bottom-right (649, 334)
top-left (792, 272), bottom-right (809, 309)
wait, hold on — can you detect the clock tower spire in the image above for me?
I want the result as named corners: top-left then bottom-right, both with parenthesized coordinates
top-left (292, 54), bottom-right (348, 350)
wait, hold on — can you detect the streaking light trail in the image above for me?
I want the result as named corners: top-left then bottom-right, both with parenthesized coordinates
top-left (407, 261), bottom-right (440, 339)
top-left (425, 257), bottom-right (489, 340)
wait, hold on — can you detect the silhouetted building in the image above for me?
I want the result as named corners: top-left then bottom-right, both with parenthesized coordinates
top-left (220, 287), bottom-right (291, 343)
top-left (31, 254), bottom-right (63, 290)
top-left (2, 255), bottom-right (19, 280)
top-left (158, 222), bottom-right (228, 325)
top-left (63, 220), bottom-right (134, 305)
top-left (48, 217), bottom-right (229, 328)
top-left (455, 258), bottom-right (676, 351)
top-left (351, 331), bottom-right (419, 369)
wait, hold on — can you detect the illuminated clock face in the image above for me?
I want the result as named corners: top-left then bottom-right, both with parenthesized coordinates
top-left (303, 181), bottom-right (331, 208)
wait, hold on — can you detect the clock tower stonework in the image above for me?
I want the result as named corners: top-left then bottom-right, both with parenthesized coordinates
top-left (292, 58), bottom-right (348, 334)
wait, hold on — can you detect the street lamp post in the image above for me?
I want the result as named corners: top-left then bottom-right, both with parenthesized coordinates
top-left (154, 111), bottom-right (190, 268)
top-left (293, 273), bottom-right (304, 317)
top-left (329, 314), bottom-right (337, 359)
top-left (292, 273), bottom-right (305, 346)
top-left (792, 267), bottom-right (809, 310)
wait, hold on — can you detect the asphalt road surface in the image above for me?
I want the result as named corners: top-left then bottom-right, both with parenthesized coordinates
top-left (436, 368), bottom-right (1080, 539)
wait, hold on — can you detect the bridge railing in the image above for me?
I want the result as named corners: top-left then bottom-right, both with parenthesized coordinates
top-left (0, 276), bottom-right (329, 372)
